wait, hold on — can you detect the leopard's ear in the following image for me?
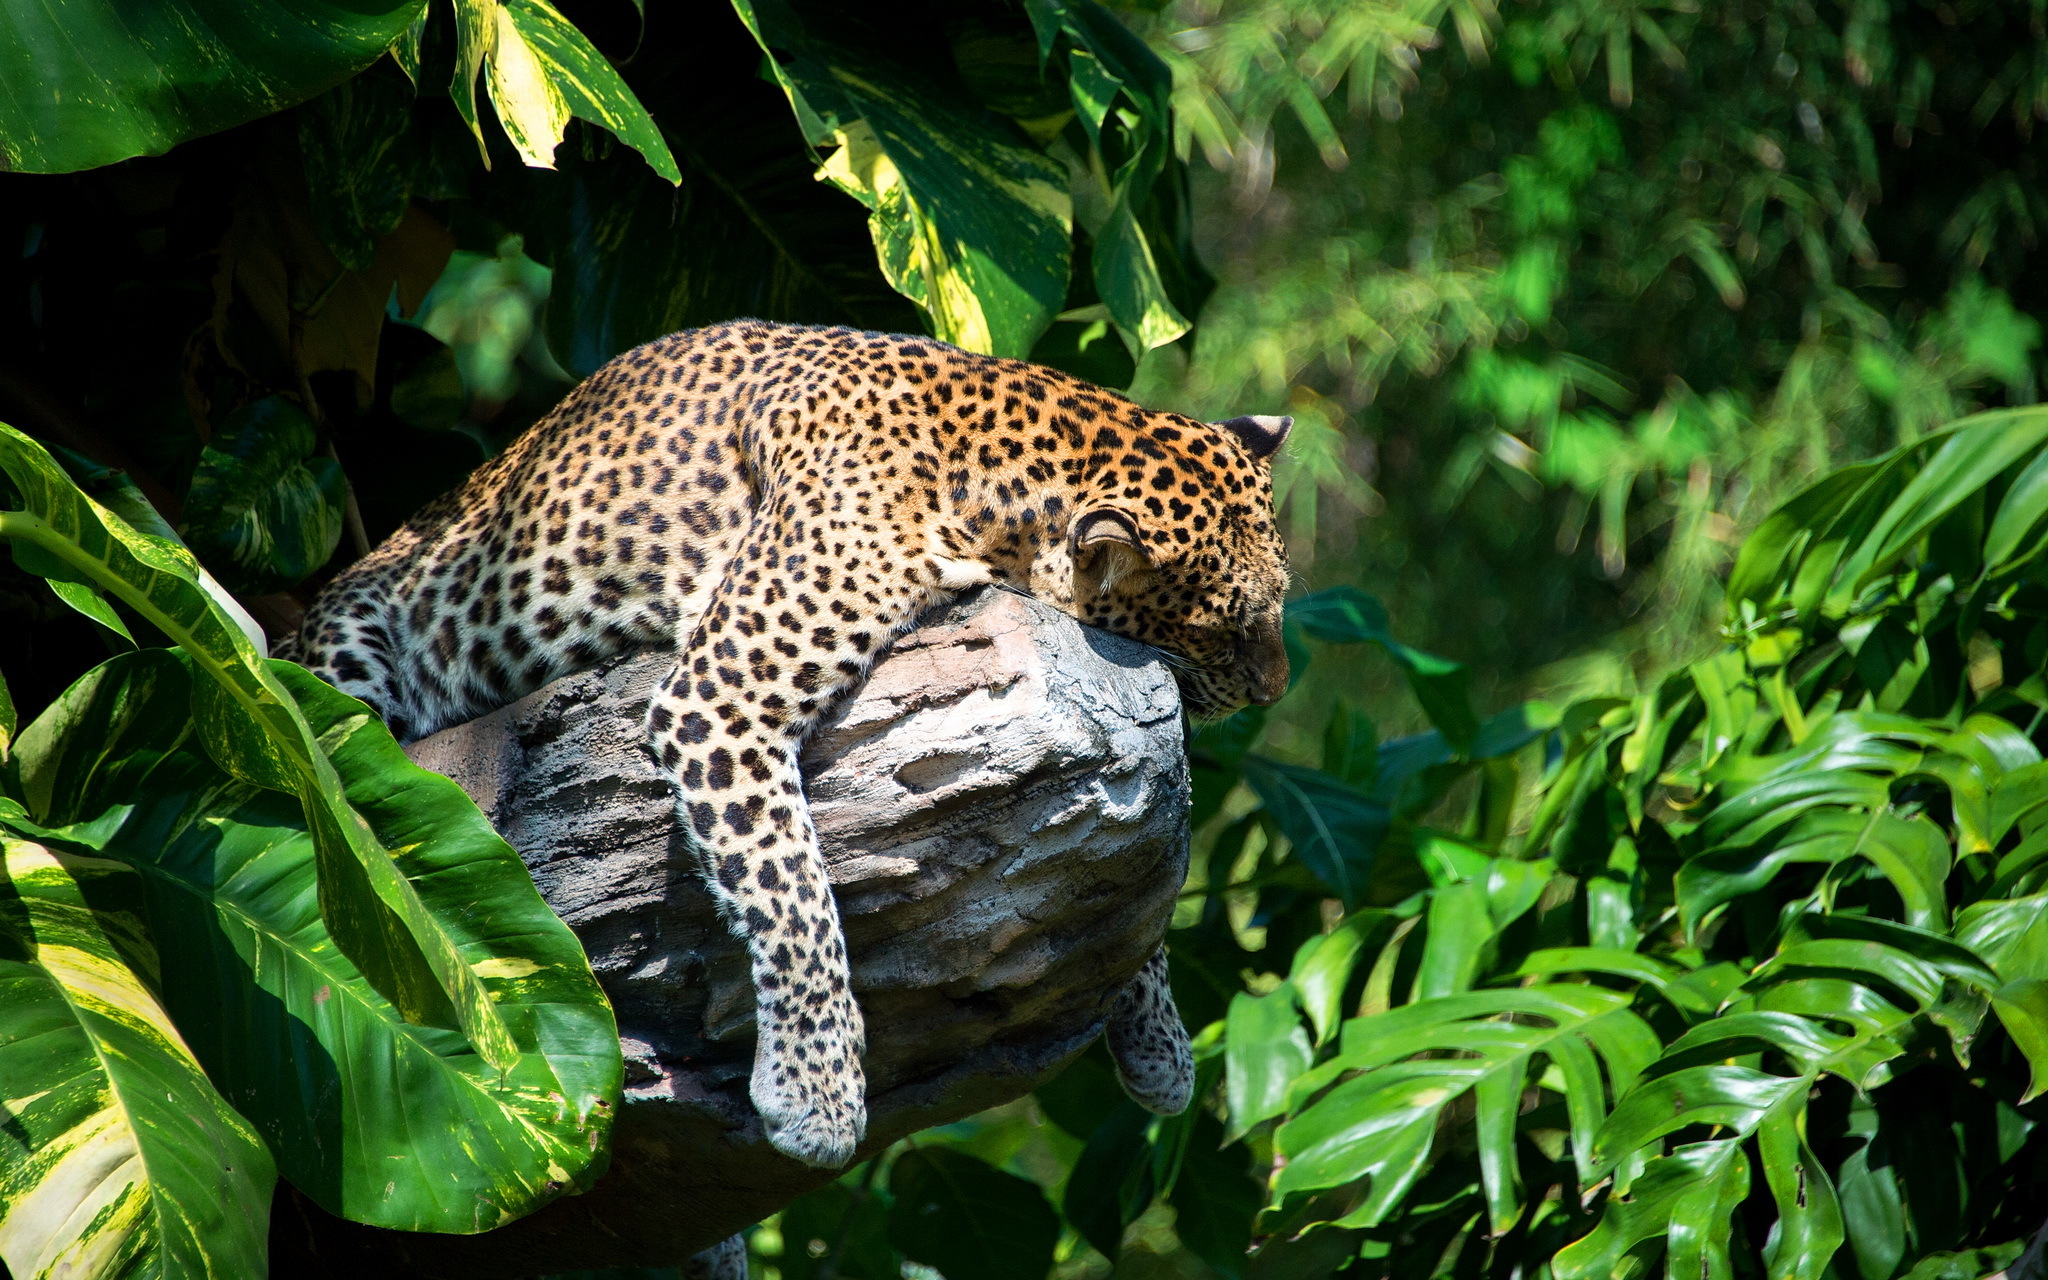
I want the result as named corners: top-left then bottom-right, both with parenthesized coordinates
top-left (1071, 508), bottom-right (1152, 597)
top-left (1216, 414), bottom-right (1293, 462)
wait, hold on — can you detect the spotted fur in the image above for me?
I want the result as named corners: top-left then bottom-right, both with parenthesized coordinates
top-left (292, 320), bottom-right (1291, 1167)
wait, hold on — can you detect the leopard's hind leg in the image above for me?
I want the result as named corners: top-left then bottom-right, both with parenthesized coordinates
top-left (291, 570), bottom-right (423, 741)
top-left (1105, 946), bottom-right (1195, 1115)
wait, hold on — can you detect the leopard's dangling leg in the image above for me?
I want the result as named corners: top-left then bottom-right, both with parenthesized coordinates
top-left (684, 1234), bottom-right (748, 1280)
top-left (645, 516), bottom-right (945, 1168)
top-left (1104, 946), bottom-right (1195, 1115)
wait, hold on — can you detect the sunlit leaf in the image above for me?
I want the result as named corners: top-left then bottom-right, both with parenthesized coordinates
top-left (450, 0), bottom-right (680, 183)
top-left (0, 830), bottom-right (274, 1278)
top-left (1224, 985), bottom-right (1311, 1142)
top-left (734, 0), bottom-right (1072, 358)
top-left (12, 650), bottom-right (621, 1231)
top-left (0, 423), bottom-right (519, 1069)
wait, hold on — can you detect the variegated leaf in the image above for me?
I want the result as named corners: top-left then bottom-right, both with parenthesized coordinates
top-left (0, 422), bottom-right (518, 1072)
top-left (450, 0), bottom-right (681, 183)
top-left (0, 833), bottom-right (273, 1280)
top-left (734, 0), bottom-right (1072, 359)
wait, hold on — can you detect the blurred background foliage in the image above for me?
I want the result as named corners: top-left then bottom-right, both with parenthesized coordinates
top-left (1123, 0), bottom-right (2048, 740)
top-left (9, 0), bottom-right (2048, 1278)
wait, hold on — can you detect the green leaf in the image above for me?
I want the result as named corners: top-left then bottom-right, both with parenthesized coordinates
top-left (1240, 757), bottom-right (1387, 908)
top-left (507, 83), bottom-right (921, 380)
top-left (45, 577), bottom-right (137, 647)
top-left (1512, 947), bottom-right (1706, 1013)
top-left (1681, 810), bottom-right (1954, 936)
top-left (1026, 0), bottom-right (1202, 354)
top-left (41, 444), bottom-right (270, 652)
top-left (1983, 445), bottom-right (2048, 573)
top-left (1590, 1066), bottom-right (1802, 1174)
top-left (1553, 1141), bottom-right (1749, 1280)
top-left (12, 649), bottom-right (621, 1231)
top-left (1837, 1128), bottom-right (1907, 1280)
top-left (1291, 911), bottom-right (1387, 1045)
top-left (1990, 978), bottom-right (2048, 1102)
top-left (1287, 588), bottom-right (1479, 750)
top-left (450, 0), bottom-right (680, 183)
top-left (0, 0), bottom-right (421, 172)
top-left (886, 1148), bottom-right (1061, 1280)
top-left (1956, 893), bottom-right (2048, 981)
top-left (1279, 986), bottom-right (1655, 1226)
top-left (1271, 1067), bottom-right (1457, 1227)
top-left (1063, 1102), bottom-right (1153, 1260)
top-left (183, 397), bottom-right (348, 595)
top-left (734, 0), bottom-right (1072, 358)
top-left (0, 832), bottom-right (275, 1279)
top-left (778, 1176), bottom-right (900, 1280)
top-left (1757, 1098), bottom-right (1844, 1280)
top-left (1725, 458), bottom-right (1888, 609)
top-left (1224, 985), bottom-right (1311, 1141)
top-left (1839, 411), bottom-right (2048, 594)
top-left (0, 422), bottom-right (520, 1071)
top-left (296, 66), bottom-right (419, 272)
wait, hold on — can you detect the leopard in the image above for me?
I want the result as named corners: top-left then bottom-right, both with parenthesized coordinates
top-left (288, 319), bottom-right (1293, 1171)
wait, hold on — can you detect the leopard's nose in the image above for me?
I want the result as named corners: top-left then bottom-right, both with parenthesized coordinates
top-left (1248, 655), bottom-right (1289, 706)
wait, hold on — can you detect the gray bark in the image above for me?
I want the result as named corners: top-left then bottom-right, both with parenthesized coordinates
top-left (271, 587), bottom-right (1190, 1277)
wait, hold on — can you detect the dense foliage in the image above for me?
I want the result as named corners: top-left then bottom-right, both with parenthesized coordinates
top-left (1126, 0), bottom-right (2048, 712)
top-left (6, 1), bottom-right (2048, 1279)
top-left (0, 0), bottom-right (1207, 1273)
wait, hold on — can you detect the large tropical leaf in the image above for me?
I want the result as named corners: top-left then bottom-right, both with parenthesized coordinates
top-left (1275, 986), bottom-right (1658, 1232)
top-left (0, 0), bottom-right (423, 172)
top-left (447, 0), bottom-right (679, 183)
top-left (1023, 0), bottom-right (1193, 349)
top-left (0, 422), bottom-right (517, 1067)
top-left (13, 649), bottom-right (620, 1231)
top-left (1728, 409), bottom-right (2048, 622)
top-left (0, 825), bottom-right (275, 1279)
top-left (489, 20), bottom-right (922, 379)
top-left (734, 0), bottom-right (1072, 359)
top-left (886, 1148), bottom-right (1061, 1280)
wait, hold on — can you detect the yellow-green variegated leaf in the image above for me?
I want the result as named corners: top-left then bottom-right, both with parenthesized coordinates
top-left (1025, 0), bottom-right (1191, 351)
top-left (15, 650), bottom-right (620, 1232)
top-left (0, 832), bottom-right (274, 1279)
top-left (450, 0), bottom-right (681, 184)
top-left (733, 1), bottom-right (1072, 359)
top-left (0, 422), bottom-right (518, 1072)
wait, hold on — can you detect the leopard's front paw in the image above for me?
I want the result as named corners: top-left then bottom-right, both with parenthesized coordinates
top-left (751, 989), bottom-right (868, 1168)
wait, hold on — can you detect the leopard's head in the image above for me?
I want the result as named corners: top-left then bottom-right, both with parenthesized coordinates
top-left (1062, 412), bottom-right (1293, 719)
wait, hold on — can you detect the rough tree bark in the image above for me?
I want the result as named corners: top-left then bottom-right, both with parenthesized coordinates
top-left (268, 587), bottom-right (1192, 1277)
